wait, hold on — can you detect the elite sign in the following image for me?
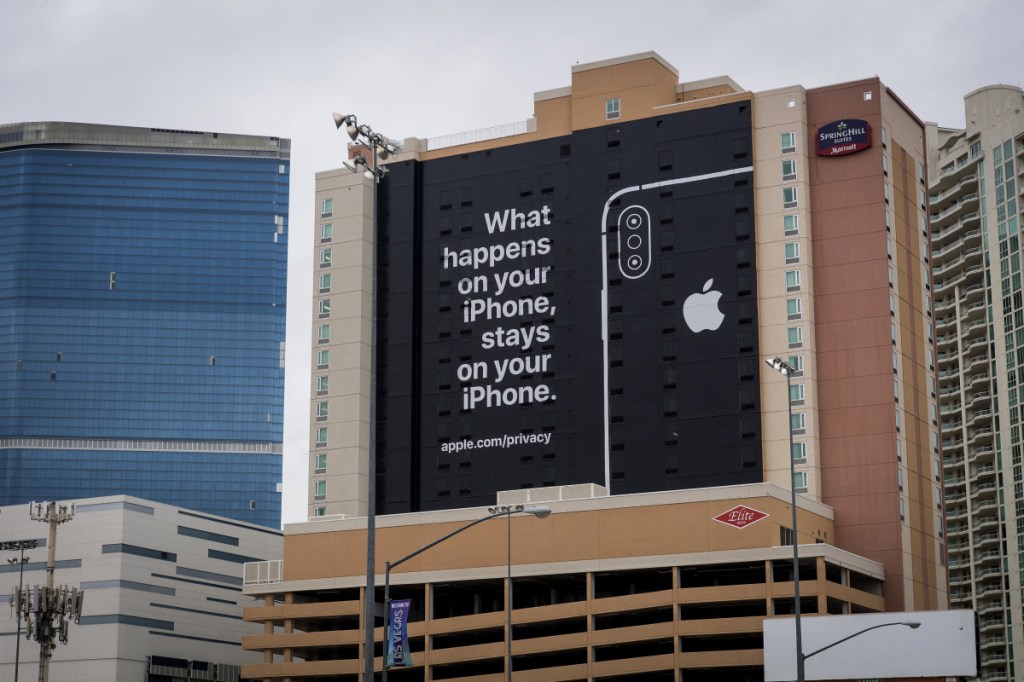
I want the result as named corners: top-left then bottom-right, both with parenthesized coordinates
top-left (816, 119), bottom-right (871, 156)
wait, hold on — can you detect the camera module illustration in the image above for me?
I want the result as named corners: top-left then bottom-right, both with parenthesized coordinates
top-left (376, 100), bottom-right (762, 513)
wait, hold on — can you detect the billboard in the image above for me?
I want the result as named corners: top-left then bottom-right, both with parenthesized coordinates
top-left (763, 610), bottom-right (978, 680)
top-left (816, 118), bottom-right (872, 156)
top-left (377, 100), bottom-right (761, 513)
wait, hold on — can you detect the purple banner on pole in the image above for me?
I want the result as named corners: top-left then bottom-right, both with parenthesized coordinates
top-left (386, 599), bottom-right (412, 668)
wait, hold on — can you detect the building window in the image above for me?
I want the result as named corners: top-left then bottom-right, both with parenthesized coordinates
top-left (317, 349), bottom-right (330, 369)
top-left (319, 248), bottom-right (332, 267)
top-left (781, 131), bottom-right (796, 153)
top-left (899, 496), bottom-right (905, 520)
top-left (321, 223), bottom-right (333, 242)
top-left (314, 453), bottom-right (327, 474)
top-left (787, 355), bottom-right (804, 376)
top-left (785, 242), bottom-right (800, 264)
top-left (783, 186), bottom-right (798, 208)
top-left (318, 324), bottom-right (331, 343)
top-left (316, 401), bottom-right (329, 420)
top-left (787, 298), bottom-right (802, 320)
top-left (787, 326), bottom-right (803, 349)
top-left (793, 471), bottom-right (808, 493)
top-left (883, 183), bottom-right (890, 203)
top-left (785, 270), bottom-right (801, 292)
top-left (881, 128), bottom-right (888, 148)
top-left (315, 428), bottom-right (328, 448)
top-left (782, 159), bottom-right (797, 181)
top-left (606, 97), bottom-right (621, 120)
top-left (783, 214), bottom-right (799, 236)
top-left (313, 506), bottom-right (326, 518)
top-left (882, 155), bottom-right (889, 176)
top-left (319, 299), bottom-right (331, 318)
top-left (792, 442), bottom-right (807, 462)
top-left (787, 99), bottom-right (796, 109)
top-left (316, 376), bottom-right (329, 394)
top-left (791, 412), bottom-right (806, 432)
top-left (790, 383), bottom-right (805, 405)
top-left (319, 273), bottom-right (332, 293)
top-left (314, 480), bottom-right (327, 500)
top-left (321, 198), bottom-right (333, 219)
top-left (863, 90), bottom-right (873, 101)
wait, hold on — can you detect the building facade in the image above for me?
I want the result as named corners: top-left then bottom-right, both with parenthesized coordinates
top-left (0, 122), bottom-right (289, 527)
top-left (245, 484), bottom-right (892, 682)
top-left (927, 84), bottom-right (1024, 681)
top-left (0, 495), bottom-right (283, 681)
top-left (309, 52), bottom-right (944, 612)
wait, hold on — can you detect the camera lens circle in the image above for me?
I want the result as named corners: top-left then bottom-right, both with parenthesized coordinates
top-left (627, 234), bottom-right (642, 249)
top-left (627, 255), bottom-right (642, 270)
top-left (626, 213), bottom-right (642, 229)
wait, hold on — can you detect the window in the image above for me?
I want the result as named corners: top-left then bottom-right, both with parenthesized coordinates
top-left (899, 496), bottom-right (905, 520)
top-left (788, 326), bottom-right (803, 348)
top-left (319, 273), bottom-right (332, 293)
top-left (315, 428), bottom-right (328, 448)
top-left (318, 324), bottom-right (331, 343)
top-left (321, 198), bottom-right (333, 218)
top-left (319, 299), bottom-right (331, 318)
top-left (781, 131), bottom-right (796, 153)
top-left (319, 248), bottom-right (332, 267)
top-left (314, 480), bottom-right (327, 500)
top-left (793, 471), bottom-right (808, 492)
top-left (606, 97), bottom-right (621, 120)
top-left (783, 187), bottom-right (798, 208)
top-left (316, 349), bottom-right (330, 369)
top-left (782, 158), bottom-right (797, 181)
top-left (785, 242), bottom-right (800, 264)
top-left (313, 506), bottom-right (326, 518)
top-left (863, 90), bottom-right (873, 101)
top-left (787, 355), bottom-right (804, 375)
top-left (782, 217), bottom-right (800, 240)
top-left (882, 155), bottom-right (889, 175)
top-left (787, 99), bottom-right (796, 109)
top-left (790, 383), bottom-right (805, 405)
top-left (791, 412), bottom-right (806, 432)
top-left (316, 376), bottom-right (329, 394)
top-left (787, 298), bottom-right (802, 320)
top-left (314, 453), bottom-right (327, 474)
top-left (792, 442), bottom-right (807, 462)
top-left (316, 401), bottom-right (329, 420)
top-left (897, 467), bottom-right (904, 490)
top-left (896, 439), bottom-right (902, 461)
top-left (785, 270), bottom-right (801, 292)
top-left (320, 223), bottom-right (333, 242)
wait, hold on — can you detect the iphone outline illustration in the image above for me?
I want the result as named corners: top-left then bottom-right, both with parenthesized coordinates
top-left (599, 165), bottom-right (754, 490)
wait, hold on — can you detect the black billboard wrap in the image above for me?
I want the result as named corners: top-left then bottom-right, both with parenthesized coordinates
top-left (377, 100), bottom-right (761, 513)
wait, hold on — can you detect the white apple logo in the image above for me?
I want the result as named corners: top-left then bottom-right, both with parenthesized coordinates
top-left (683, 278), bottom-right (725, 333)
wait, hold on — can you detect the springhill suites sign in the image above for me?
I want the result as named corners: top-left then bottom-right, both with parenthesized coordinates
top-left (816, 118), bottom-right (871, 157)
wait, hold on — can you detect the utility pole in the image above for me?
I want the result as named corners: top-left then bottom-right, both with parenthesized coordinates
top-left (12, 502), bottom-right (84, 682)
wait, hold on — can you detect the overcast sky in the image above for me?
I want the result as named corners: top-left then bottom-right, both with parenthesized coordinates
top-left (2, 0), bottom-right (1019, 526)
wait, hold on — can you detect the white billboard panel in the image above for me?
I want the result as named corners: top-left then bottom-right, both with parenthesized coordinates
top-left (763, 610), bottom-right (976, 680)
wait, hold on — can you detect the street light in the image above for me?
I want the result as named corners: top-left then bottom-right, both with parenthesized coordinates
top-left (2, 539), bottom-right (38, 682)
top-left (765, 356), bottom-right (804, 681)
top-left (333, 112), bottom-right (399, 682)
top-left (381, 505), bottom-right (551, 682)
top-left (802, 621), bottom-right (921, 666)
top-left (488, 504), bottom-right (552, 682)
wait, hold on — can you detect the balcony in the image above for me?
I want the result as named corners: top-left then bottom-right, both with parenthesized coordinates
top-left (932, 211), bottom-right (983, 245)
top-left (971, 481), bottom-right (998, 500)
top-left (934, 263), bottom-right (983, 292)
top-left (933, 247), bottom-right (983, 278)
top-left (929, 174), bottom-right (979, 206)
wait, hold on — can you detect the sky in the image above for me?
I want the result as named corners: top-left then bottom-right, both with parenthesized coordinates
top-left (2, 0), bottom-right (1020, 526)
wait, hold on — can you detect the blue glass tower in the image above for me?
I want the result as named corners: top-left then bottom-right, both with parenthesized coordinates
top-left (0, 122), bottom-right (288, 527)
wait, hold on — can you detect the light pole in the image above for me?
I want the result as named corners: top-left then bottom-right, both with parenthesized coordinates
top-left (802, 621), bottom-right (920, 667)
top-left (487, 504), bottom-right (548, 682)
top-left (381, 505), bottom-right (551, 682)
top-left (333, 112), bottom-right (398, 682)
top-left (765, 356), bottom-right (804, 681)
top-left (3, 539), bottom-right (38, 682)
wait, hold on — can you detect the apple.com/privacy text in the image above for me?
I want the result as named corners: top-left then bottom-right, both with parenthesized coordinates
top-left (440, 432), bottom-right (553, 454)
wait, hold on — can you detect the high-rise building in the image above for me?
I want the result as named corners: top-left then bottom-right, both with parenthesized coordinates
top-left (927, 84), bottom-right (1024, 681)
top-left (0, 122), bottom-right (289, 528)
top-left (279, 53), bottom-right (949, 681)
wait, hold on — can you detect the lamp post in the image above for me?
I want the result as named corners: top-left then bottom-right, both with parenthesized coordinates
top-left (765, 356), bottom-right (803, 681)
top-left (2, 539), bottom-right (38, 682)
top-left (802, 621), bottom-right (921, 667)
top-left (332, 112), bottom-right (398, 682)
top-left (487, 504), bottom-right (551, 682)
top-left (381, 504), bottom-right (551, 682)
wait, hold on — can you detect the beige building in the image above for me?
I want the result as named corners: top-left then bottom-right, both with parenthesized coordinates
top-left (927, 84), bottom-right (1024, 682)
top-left (284, 53), bottom-right (949, 681)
